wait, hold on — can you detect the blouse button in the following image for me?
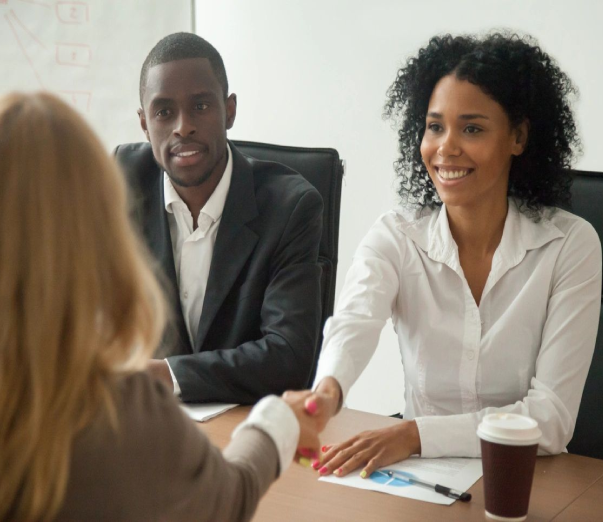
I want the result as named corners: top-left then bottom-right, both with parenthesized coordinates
top-left (466, 350), bottom-right (475, 360)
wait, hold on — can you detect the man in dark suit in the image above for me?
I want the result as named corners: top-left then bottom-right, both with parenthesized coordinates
top-left (115, 33), bottom-right (322, 404)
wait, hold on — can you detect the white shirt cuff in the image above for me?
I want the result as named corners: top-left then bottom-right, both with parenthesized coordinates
top-left (232, 396), bottom-right (300, 475)
top-left (165, 359), bottom-right (181, 397)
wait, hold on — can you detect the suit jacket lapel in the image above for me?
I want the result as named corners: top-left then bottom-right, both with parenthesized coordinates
top-left (194, 145), bottom-right (259, 351)
top-left (142, 165), bottom-right (192, 355)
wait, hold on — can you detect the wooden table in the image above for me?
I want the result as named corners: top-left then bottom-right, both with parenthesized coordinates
top-left (200, 407), bottom-right (603, 521)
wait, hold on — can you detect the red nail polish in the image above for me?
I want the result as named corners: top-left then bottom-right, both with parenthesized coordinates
top-left (305, 399), bottom-right (317, 414)
top-left (335, 468), bottom-right (343, 476)
top-left (319, 466), bottom-right (328, 475)
top-left (312, 459), bottom-right (321, 470)
top-left (298, 447), bottom-right (311, 458)
top-left (321, 445), bottom-right (329, 453)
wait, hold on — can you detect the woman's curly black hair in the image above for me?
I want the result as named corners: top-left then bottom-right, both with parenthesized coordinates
top-left (384, 32), bottom-right (580, 211)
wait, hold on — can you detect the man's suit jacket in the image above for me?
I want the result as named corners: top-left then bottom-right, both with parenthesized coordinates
top-left (115, 142), bottom-right (323, 403)
top-left (56, 373), bottom-right (278, 521)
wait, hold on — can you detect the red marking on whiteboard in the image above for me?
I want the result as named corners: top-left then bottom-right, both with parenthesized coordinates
top-left (4, 13), bottom-right (44, 87)
top-left (9, 9), bottom-right (46, 49)
top-left (56, 2), bottom-right (89, 24)
top-left (56, 42), bottom-right (91, 67)
top-left (59, 90), bottom-right (92, 112)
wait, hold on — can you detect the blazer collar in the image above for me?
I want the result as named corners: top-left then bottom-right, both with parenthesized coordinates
top-left (140, 157), bottom-right (192, 356)
top-left (216, 142), bottom-right (258, 230)
top-left (193, 142), bottom-right (260, 351)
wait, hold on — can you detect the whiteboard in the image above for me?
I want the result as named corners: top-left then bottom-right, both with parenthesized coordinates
top-left (1, 0), bottom-right (191, 150)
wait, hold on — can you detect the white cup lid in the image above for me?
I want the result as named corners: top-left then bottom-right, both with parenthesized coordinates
top-left (477, 413), bottom-right (542, 446)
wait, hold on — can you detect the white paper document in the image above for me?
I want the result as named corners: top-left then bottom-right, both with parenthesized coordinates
top-left (181, 403), bottom-right (238, 422)
top-left (320, 457), bottom-right (483, 505)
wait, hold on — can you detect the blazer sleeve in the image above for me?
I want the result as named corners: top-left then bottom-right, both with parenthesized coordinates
top-left (169, 187), bottom-right (323, 403)
top-left (139, 377), bottom-right (281, 522)
top-left (169, 424), bottom-right (279, 522)
top-left (57, 373), bottom-right (282, 522)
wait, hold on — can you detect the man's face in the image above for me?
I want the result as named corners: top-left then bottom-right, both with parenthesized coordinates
top-left (139, 58), bottom-right (236, 188)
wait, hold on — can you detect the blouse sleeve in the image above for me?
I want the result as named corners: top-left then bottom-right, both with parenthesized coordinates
top-left (416, 219), bottom-right (602, 458)
top-left (313, 213), bottom-right (403, 399)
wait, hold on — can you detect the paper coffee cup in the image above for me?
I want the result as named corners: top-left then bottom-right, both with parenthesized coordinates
top-left (477, 414), bottom-right (542, 521)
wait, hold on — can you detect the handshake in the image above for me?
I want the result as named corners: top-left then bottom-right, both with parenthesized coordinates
top-left (280, 377), bottom-right (342, 470)
top-left (280, 377), bottom-right (421, 480)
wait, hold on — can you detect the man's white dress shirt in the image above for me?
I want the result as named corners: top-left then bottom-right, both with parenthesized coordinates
top-left (314, 199), bottom-right (601, 458)
top-left (163, 148), bottom-right (301, 458)
top-left (164, 145), bottom-right (233, 395)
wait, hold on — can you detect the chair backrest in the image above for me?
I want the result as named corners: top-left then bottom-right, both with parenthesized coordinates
top-left (566, 169), bottom-right (603, 460)
top-left (232, 140), bottom-right (344, 385)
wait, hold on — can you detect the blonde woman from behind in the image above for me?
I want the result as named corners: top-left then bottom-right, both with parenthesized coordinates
top-left (0, 92), bottom-right (320, 522)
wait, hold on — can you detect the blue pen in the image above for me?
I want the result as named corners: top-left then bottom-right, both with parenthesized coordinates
top-left (386, 471), bottom-right (472, 502)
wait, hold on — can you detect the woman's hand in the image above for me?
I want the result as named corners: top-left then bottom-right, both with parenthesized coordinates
top-left (281, 390), bottom-right (322, 466)
top-left (317, 420), bottom-right (421, 478)
top-left (304, 377), bottom-right (343, 432)
top-left (280, 378), bottom-right (344, 468)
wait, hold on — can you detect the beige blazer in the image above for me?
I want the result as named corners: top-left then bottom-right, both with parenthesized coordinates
top-left (55, 372), bottom-right (278, 521)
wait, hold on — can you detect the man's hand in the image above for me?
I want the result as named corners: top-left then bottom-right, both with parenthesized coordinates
top-left (147, 359), bottom-right (174, 392)
top-left (317, 420), bottom-right (422, 479)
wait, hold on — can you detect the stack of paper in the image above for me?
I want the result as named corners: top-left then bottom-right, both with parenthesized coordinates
top-left (181, 403), bottom-right (238, 422)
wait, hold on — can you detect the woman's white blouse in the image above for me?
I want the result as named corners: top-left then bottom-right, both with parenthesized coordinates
top-left (314, 200), bottom-right (601, 458)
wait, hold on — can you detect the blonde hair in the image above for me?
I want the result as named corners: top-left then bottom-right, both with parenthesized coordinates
top-left (0, 92), bottom-right (166, 520)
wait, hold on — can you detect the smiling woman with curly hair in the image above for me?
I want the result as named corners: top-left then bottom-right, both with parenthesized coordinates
top-left (385, 32), bottom-right (580, 212)
top-left (305, 32), bottom-right (601, 481)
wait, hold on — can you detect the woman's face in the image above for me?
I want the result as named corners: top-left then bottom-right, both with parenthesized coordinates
top-left (420, 74), bottom-right (527, 211)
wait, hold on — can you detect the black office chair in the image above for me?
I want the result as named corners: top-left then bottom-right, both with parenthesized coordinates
top-left (566, 169), bottom-right (603, 460)
top-left (232, 140), bottom-right (344, 385)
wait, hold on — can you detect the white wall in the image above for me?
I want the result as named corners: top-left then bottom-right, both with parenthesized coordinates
top-left (196, 0), bottom-right (603, 415)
